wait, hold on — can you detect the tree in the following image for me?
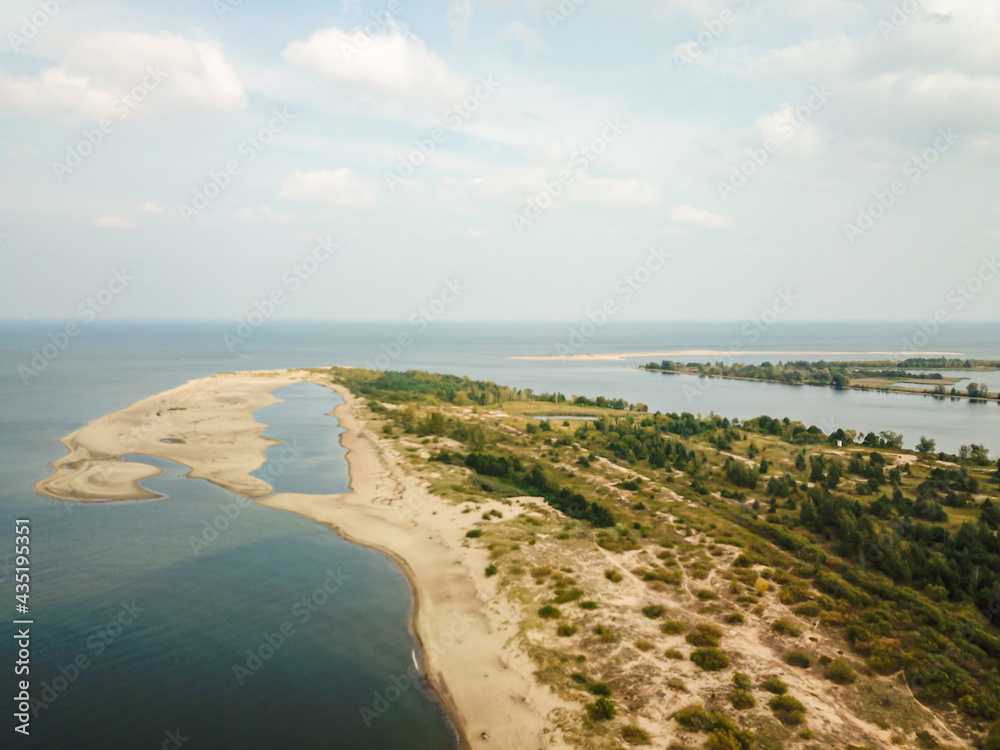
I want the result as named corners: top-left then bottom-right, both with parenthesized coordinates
top-left (916, 436), bottom-right (936, 455)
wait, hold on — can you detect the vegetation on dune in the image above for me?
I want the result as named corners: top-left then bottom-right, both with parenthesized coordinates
top-left (329, 366), bottom-right (1000, 746)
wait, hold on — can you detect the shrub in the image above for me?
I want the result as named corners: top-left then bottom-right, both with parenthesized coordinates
top-left (792, 602), bottom-right (820, 617)
top-left (635, 638), bottom-right (654, 652)
top-left (579, 600), bottom-right (599, 610)
top-left (538, 605), bottom-right (561, 619)
top-left (594, 624), bottom-right (618, 643)
top-left (731, 672), bottom-right (752, 690)
top-left (605, 568), bottom-right (623, 583)
top-left (771, 617), bottom-right (802, 637)
top-left (769, 694), bottom-right (806, 725)
top-left (691, 648), bottom-right (730, 671)
top-left (586, 681), bottom-right (612, 696)
top-left (555, 588), bottom-right (584, 603)
top-left (785, 649), bottom-right (811, 668)
top-left (466, 529), bottom-right (483, 538)
top-left (557, 624), bottom-right (577, 637)
top-left (761, 677), bottom-right (788, 694)
top-left (484, 564), bottom-right (498, 577)
top-left (754, 579), bottom-right (769, 595)
top-left (824, 657), bottom-right (857, 685)
top-left (664, 648), bottom-right (684, 660)
top-left (667, 677), bottom-right (687, 692)
top-left (673, 704), bottom-right (715, 731)
top-left (729, 689), bottom-right (756, 710)
top-left (696, 589), bottom-right (719, 601)
top-left (724, 612), bottom-right (745, 625)
top-left (686, 623), bottom-right (724, 648)
top-left (642, 604), bottom-right (666, 619)
top-left (587, 696), bottom-right (616, 721)
top-left (661, 619), bottom-right (685, 635)
top-left (621, 725), bottom-right (651, 745)
top-left (707, 729), bottom-right (754, 750)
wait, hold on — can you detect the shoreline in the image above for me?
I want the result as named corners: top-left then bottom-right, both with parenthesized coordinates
top-left (510, 349), bottom-right (965, 361)
top-left (35, 370), bottom-right (560, 749)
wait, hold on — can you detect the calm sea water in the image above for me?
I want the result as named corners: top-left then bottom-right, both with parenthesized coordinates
top-left (1, 320), bottom-right (998, 748)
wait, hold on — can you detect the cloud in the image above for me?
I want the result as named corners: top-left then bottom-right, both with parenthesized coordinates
top-left (279, 168), bottom-right (377, 208)
top-left (448, 0), bottom-right (476, 43)
top-left (667, 205), bottom-right (732, 228)
top-left (0, 31), bottom-right (246, 120)
top-left (137, 202), bottom-right (166, 215)
top-left (498, 21), bottom-right (549, 55)
top-left (234, 205), bottom-right (297, 223)
top-left (755, 103), bottom-right (823, 156)
top-left (92, 215), bottom-right (136, 229)
top-left (282, 24), bottom-right (468, 111)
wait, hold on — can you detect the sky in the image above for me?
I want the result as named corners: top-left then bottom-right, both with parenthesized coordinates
top-left (0, 0), bottom-right (998, 323)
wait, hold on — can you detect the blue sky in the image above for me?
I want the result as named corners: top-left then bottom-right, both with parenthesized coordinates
top-left (0, 0), bottom-right (997, 322)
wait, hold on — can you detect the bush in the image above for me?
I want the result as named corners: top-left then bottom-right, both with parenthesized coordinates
top-left (594, 624), bottom-right (618, 643)
top-left (557, 624), bottom-right (577, 637)
top-left (538, 605), bottom-right (561, 619)
top-left (691, 648), bottom-right (730, 671)
top-left (824, 657), bottom-right (857, 685)
top-left (621, 725), bottom-right (651, 745)
top-left (761, 677), bottom-right (788, 694)
top-left (724, 612), bottom-right (745, 625)
top-left (769, 694), bottom-right (806, 725)
top-left (466, 529), bottom-right (483, 538)
top-left (605, 568), bottom-right (623, 583)
top-left (554, 588), bottom-right (584, 603)
top-left (579, 600), bottom-right (599, 610)
top-left (707, 729), bottom-right (754, 750)
top-left (484, 564), bottom-right (498, 577)
top-left (686, 623), bottom-right (724, 648)
top-left (664, 648), bottom-right (684, 660)
top-left (771, 617), bottom-right (802, 637)
top-left (729, 689), bottom-right (756, 710)
top-left (661, 619), bottom-right (685, 635)
top-left (792, 602), bottom-right (820, 617)
top-left (696, 589), bottom-right (719, 601)
top-left (785, 649), bottom-right (811, 668)
top-left (635, 638), bottom-right (654, 652)
top-left (587, 696), bottom-right (616, 721)
top-left (642, 604), bottom-right (666, 619)
top-left (731, 672), bottom-right (752, 690)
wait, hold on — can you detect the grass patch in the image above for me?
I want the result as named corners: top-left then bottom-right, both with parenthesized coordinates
top-left (691, 647), bottom-right (730, 671)
top-left (538, 605), bottom-right (561, 619)
top-left (770, 617), bottom-right (802, 637)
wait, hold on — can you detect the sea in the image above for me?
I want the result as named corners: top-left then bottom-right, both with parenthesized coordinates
top-left (0, 320), bottom-right (998, 749)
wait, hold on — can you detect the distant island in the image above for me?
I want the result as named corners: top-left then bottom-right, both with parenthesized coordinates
top-left (644, 357), bottom-right (1000, 402)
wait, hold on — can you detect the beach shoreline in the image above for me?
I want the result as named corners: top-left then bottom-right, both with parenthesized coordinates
top-left (35, 369), bottom-right (561, 750)
top-left (510, 349), bottom-right (965, 361)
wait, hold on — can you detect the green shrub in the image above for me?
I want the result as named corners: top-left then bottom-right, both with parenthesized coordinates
top-left (605, 568), bottom-right (623, 583)
top-left (587, 696), bottom-right (616, 721)
top-left (824, 657), bottom-right (857, 685)
top-left (661, 619), bottom-right (685, 635)
top-left (465, 529), bottom-right (483, 538)
top-left (771, 617), bottom-right (802, 637)
top-left (579, 600), bottom-right (599, 610)
top-left (673, 704), bottom-right (715, 731)
top-left (484, 564), bottom-right (498, 577)
top-left (642, 604), bottom-right (666, 619)
top-left (792, 602), bottom-right (821, 617)
top-left (785, 649), bottom-right (811, 668)
top-left (769, 694), bottom-right (806, 725)
top-left (728, 689), bottom-right (756, 710)
top-left (594, 624), bottom-right (618, 643)
top-left (686, 622), bottom-right (724, 648)
top-left (691, 648), bottom-right (730, 671)
top-left (621, 725), bottom-right (651, 745)
top-left (696, 589), bottom-right (719, 601)
top-left (664, 648), bottom-right (684, 660)
top-left (724, 612), bottom-right (745, 625)
top-left (557, 624), bottom-right (577, 637)
top-left (538, 605), bottom-right (561, 619)
top-left (554, 588), bottom-right (584, 603)
top-left (761, 677), bottom-right (788, 694)
top-left (586, 681), bottom-right (612, 696)
top-left (707, 729), bottom-right (754, 750)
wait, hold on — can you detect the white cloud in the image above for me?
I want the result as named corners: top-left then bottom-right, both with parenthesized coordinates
top-left (499, 21), bottom-right (549, 54)
top-left (137, 202), bottom-right (166, 215)
top-left (279, 168), bottom-right (377, 209)
top-left (448, 0), bottom-right (476, 44)
top-left (92, 215), bottom-right (136, 229)
top-left (0, 31), bottom-right (246, 119)
top-left (282, 24), bottom-right (468, 111)
top-left (668, 205), bottom-right (732, 228)
top-left (234, 205), bottom-right (297, 223)
top-left (755, 104), bottom-right (823, 156)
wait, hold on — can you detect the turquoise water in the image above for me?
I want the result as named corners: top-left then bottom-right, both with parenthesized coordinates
top-left (1, 321), bottom-right (999, 748)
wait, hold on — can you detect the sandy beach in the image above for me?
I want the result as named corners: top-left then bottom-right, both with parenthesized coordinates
top-left (510, 349), bottom-right (964, 361)
top-left (35, 369), bottom-right (567, 750)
